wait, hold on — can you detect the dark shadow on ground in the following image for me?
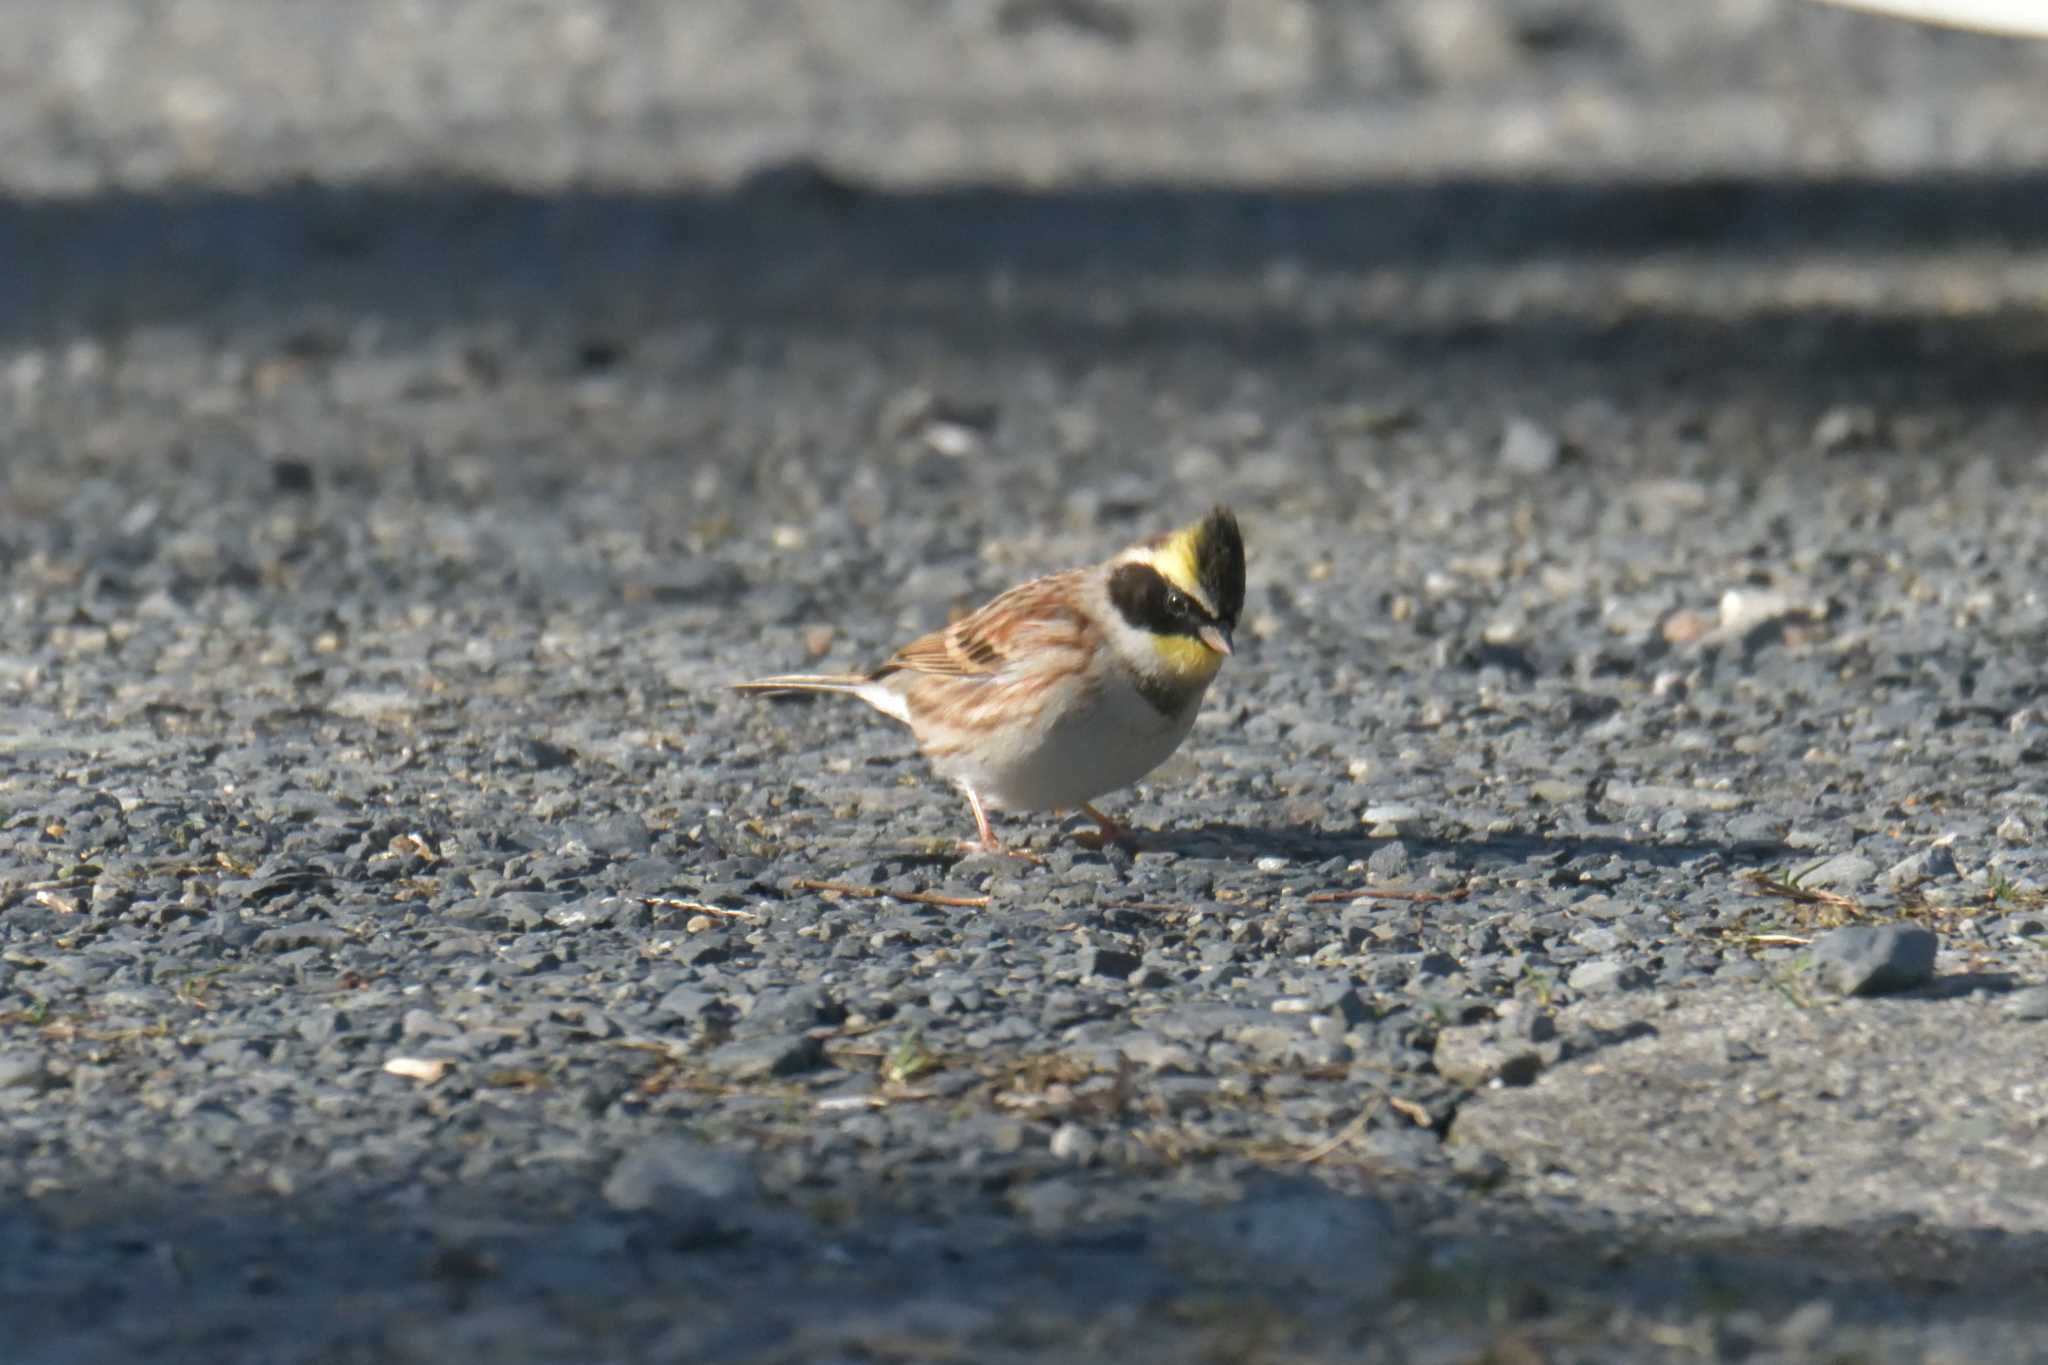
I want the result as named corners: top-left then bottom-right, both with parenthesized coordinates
top-left (8, 1159), bottom-right (2048, 1362)
top-left (11, 169), bottom-right (2048, 297)
top-left (4, 172), bottom-right (2048, 413)
top-left (1130, 820), bottom-right (1790, 872)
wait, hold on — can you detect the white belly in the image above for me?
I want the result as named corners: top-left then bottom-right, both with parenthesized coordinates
top-left (936, 671), bottom-right (1206, 811)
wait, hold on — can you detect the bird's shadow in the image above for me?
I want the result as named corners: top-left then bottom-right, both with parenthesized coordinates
top-left (852, 811), bottom-right (1797, 891)
top-left (1124, 820), bottom-right (1792, 877)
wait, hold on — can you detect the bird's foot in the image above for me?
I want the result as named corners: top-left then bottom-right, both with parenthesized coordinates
top-left (1072, 804), bottom-right (1144, 852)
top-left (955, 837), bottom-right (1045, 864)
top-left (954, 788), bottom-right (1043, 862)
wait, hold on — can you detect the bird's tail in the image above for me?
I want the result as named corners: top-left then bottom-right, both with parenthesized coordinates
top-left (731, 673), bottom-right (873, 696)
top-left (734, 671), bottom-right (911, 724)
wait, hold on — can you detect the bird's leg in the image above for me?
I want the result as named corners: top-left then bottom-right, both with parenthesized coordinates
top-left (1073, 802), bottom-right (1142, 851)
top-left (955, 787), bottom-right (1043, 863)
top-left (964, 787), bottom-right (998, 850)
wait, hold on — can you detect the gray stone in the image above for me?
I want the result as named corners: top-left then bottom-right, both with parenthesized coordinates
top-left (1008, 1177), bottom-right (1092, 1232)
top-left (1115, 1034), bottom-right (1201, 1073)
top-left (1499, 415), bottom-right (1563, 474)
top-left (297, 1011), bottom-right (350, 1046)
top-left (1449, 1145), bottom-right (1509, 1189)
top-left (402, 1009), bottom-right (461, 1040)
top-left (1884, 846), bottom-right (1959, 892)
top-left (745, 985), bottom-right (843, 1030)
top-left (1812, 404), bottom-right (1882, 453)
top-left (1320, 986), bottom-right (1372, 1028)
top-left (1434, 1027), bottom-right (1546, 1088)
top-left (1796, 853), bottom-right (1878, 892)
top-left (1497, 1003), bottom-right (1557, 1043)
top-left (1567, 960), bottom-right (1648, 994)
top-left (1362, 804), bottom-right (1425, 837)
top-left (1571, 925), bottom-right (1623, 954)
top-left (491, 892), bottom-right (562, 931)
top-left (676, 939), bottom-right (736, 967)
top-left (1809, 926), bottom-right (1939, 997)
top-left (566, 812), bottom-right (654, 857)
top-left (1078, 946), bottom-right (1141, 980)
top-left (1366, 840), bottom-right (1411, 881)
top-left (0, 1052), bottom-right (47, 1091)
top-left (2004, 985), bottom-right (2048, 1021)
top-left (653, 985), bottom-right (721, 1021)
top-left (1048, 1122), bottom-right (1098, 1165)
top-left (254, 922), bottom-right (348, 952)
top-left (706, 1034), bottom-right (824, 1079)
top-left (603, 1136), bottom-right (761, 1213)
top-left (1235, 1024), bottom-right (1313, 1063)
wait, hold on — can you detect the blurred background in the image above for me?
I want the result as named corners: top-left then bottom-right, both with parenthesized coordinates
top-left (4, 0), bottom-right (2044, 431)
top-left (5, 0), bottom-right (2044, 538)
top-left (6, 1), bottom-right (2047, 322)
top-left (5, 0), bottom-right (2047, 192)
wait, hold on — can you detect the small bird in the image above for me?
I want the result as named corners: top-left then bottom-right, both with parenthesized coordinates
top-left (735, 507), bottom-right (1246, 857)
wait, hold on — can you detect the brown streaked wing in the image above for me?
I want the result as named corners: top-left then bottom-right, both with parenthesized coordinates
top-left (875, 570), bottom-right (1091, 680)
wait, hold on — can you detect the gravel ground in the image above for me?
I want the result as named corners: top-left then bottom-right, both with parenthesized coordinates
top-left (5, 2), bottom-right (2048, 1361)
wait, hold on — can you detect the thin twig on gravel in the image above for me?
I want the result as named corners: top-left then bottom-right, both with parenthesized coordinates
top-left (639, 896), bottom-right (761, 921)
top-left (1767, 969), bottom-right (1816, 1011)
top-left (1300, 1099), bottom-right (1380, 1164)
top-left (1740, 867), bottom-right (1863, 913)
top-left (1305, 885), bottom-right (1469, 905)
top-left (1733, 932), bottom-right (1813, 948)
top-left (791, 879), bottom-right (991, 909)
top-left (813, 1090), bottom-right (940, 1113)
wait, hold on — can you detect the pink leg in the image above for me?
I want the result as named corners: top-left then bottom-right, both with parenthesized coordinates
top-left (965, 787), bottom-right (998, 849)
top-left (955, 788), bottom-right (1043, 862)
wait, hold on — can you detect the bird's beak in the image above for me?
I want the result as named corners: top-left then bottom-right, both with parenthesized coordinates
top-left (1198, 623), bottom-right (1234, 656)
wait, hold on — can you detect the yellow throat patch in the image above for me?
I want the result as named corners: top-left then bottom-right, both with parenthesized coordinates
top-left (1150, 630), bottom-right (1225, 681)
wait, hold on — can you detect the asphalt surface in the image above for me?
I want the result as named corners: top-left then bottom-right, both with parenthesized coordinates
top-left (4, 2), bottom-right (2048, 1362)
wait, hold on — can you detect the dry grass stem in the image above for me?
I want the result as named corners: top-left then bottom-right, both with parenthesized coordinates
top-left (792, 879), bottom-right (991, 909)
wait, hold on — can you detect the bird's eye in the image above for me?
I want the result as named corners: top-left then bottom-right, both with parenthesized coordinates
top-left (1165, 589), bottom-right (1188, 614)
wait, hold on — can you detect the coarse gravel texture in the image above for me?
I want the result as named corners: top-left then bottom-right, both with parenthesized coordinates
top-left (5, 1), bottom-right (2048, 1362)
